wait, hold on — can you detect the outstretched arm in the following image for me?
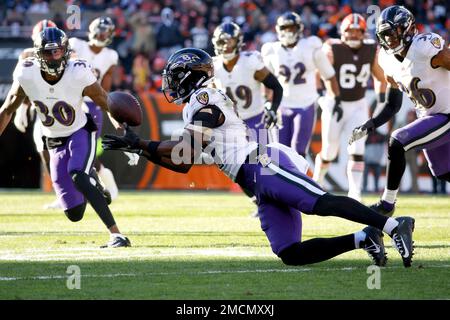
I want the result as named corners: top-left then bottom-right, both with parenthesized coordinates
top-left (102, 107), bottom-right (222, 173)
top-left (0, 81), bottom-right (27, 136)
top-left (431, 45), bottom-right (450, 71)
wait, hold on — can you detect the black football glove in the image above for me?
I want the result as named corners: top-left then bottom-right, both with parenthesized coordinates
top-left (102, 124), bottom-right (142, 154)
top-left (333, 96), bottom-right (343, 122)
top-left (348, 119), bottom-right (375, 145)
top-left (263, 102), bottom-right (278, 129)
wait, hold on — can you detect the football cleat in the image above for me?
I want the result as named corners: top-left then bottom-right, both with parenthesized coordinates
top-left (390, 217), bottom-right (415, 267)
top-left (370, 200), bottom-right (395, 217)
top-left (362, 226), bottom-right (387, 267)
top-left (101, 235), bottom-right (131, 248)
top-left (90, 168), bottom-right (112, 205)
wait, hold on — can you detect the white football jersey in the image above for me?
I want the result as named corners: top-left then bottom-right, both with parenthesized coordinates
top-left (378, 32), bottom-right (450, 117)
top-left (261, 36), bottom-right (323, 108)
top-left (13, 58), bottom-right (97, 138)
top-left (69, 38), bottom-right (118, 83)
top-left (212, 51), bottom-right (265, 120)
top-left (183, 87), bottom-right (258, 181)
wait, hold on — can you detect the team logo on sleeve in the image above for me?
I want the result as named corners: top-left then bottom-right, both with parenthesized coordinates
top-left (196, 91), bottom-right (209, 105)
top-left (431, 37), bottom-right (441, 49)
top-left (23, 60), bottom-right (34, 67)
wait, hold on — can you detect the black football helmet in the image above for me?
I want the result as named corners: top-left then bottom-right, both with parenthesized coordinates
top-left (376, 5), bottom-right (417, 55)
top-left (34, 27), bottom-right (70, 76)
top-left (212, 22), bottom-right (244, 62)
top-left (162, 48), bottom-right (214, 104)
top-left (88, 16), bottom-right (115, 47)
top-left (276, 11), bottom-right (304, 46)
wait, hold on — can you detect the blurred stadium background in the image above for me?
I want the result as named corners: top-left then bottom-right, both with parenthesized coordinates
top-left (0, 0), bottom-right (449, 194)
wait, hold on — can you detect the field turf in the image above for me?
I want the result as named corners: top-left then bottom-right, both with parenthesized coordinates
top-left (0, 191), bottom-right (448, 300)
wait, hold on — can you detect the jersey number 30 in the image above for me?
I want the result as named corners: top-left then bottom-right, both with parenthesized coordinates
top-left (339, 63), bottom-right (370, 89)
top-left (34, 100), bottom-right (76, 127)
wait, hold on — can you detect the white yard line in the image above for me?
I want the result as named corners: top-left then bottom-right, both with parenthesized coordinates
top-left (1, 264), bottom-right (449, 282)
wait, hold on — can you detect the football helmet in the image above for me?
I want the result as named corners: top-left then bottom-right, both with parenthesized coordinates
top-left (34, 27), bottom-right (70, 76)
top-left (340, 13), bottom-right (367, 49)
top-left (376, 5), bottom-right (417, 55)
top-left (88, 17), bottom-right (115, 47)
top-left (31, 19), bottom-right (56, 43)
top-left (212, 22), bottom-right (244, 62)
top-left (276, 11), bottom-right (304, 47)
top-left (162, 48), bottom-right (214, 104)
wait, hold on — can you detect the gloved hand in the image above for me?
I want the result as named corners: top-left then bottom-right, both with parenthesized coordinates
top-left (13, 104), bottom-right (29, 133)
top-left (349, 119), bottom-right (375, 145)
top-left (263, 102), bottom-right (278, 129)
top-left (102, 124), bottom-right (142, 154)
top-left (332, 96), bottom-right (343, 122)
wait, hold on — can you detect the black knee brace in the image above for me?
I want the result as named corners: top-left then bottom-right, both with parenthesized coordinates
top-left (71, 170), bottom-right (93, 193)
top-left (437, 172), bottom-right (450, 183)
top-left (388, 138), bottom-right (405, 161)
top-left (64, 202), bottom-right (86, 222)
top-left (350, 154), bottom-right (364, 162)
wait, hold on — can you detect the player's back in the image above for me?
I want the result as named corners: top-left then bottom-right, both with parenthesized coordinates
top-left (261, 36), bottom-right (323, 108)
top-left (378, 32), bottom-right (450, 117)
top-left (13, 58), bottom-right (97, 138)
top-left (325, 38), bottom-right (377, 102)
top-left (212, 50), bottom-right (265, 120)
top-left (183, 87), bottom-right (258, 180)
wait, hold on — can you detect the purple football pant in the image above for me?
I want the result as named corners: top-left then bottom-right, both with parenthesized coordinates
top-left (278, 104), bottom-right (316, 156)
top-left (244, 112), bottom-right (270, 145)
top-left (392, 113), bottom-right (450, 177)
top-left (236, 144), bottom-right (326, 255)
top-left (85, 101), bottom-right (103, 139)
top-left (49, 128), bottom-right (97, 210)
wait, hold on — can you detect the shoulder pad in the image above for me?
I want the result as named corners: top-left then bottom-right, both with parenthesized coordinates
top-left (307, 36), bottom-right (323, 49)
top-left (413, 33), bottom-right (444, 58)
top-left (261, 42), bottom-right (275, 56)
top-left (325, 38), bottom-right (342, 47)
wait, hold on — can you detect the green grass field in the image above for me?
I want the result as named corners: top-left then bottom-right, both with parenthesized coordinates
top-left (0, 191), bottom-right (448, 300)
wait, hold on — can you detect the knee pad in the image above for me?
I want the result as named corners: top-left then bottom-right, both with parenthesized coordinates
top-left (437, 172), bottom-right (450, 183)
top-left (388, 138), bottom-right (405, 160)
top-left (279, 243), bottom-right (306, 266)
top-left (64, 202), bottom-right (86, 222)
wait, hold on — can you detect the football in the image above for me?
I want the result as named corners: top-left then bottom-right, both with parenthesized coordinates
top-left (107, 91), bottom-right (143, 126)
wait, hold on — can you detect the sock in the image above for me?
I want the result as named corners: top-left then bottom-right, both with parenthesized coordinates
top-left (382, 217), bottom-right (399, 235)
top-left (313, 154), bottom-right (330, 185)
top-left (382, 188), bottom-right (398, 204)
top-left (347, 160), bottom-right (364, 201)
top-left (98, 166), bottom-right (119, 200)
top-left (354, 230), bottom-right (366, 249)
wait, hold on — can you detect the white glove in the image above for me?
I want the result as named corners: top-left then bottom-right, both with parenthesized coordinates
top-left (123, 151), bottom-right (140, 166)
top-left (13, 104), bottom-right (29, 133)
top-left (348, 119), bottom-right (375, 145)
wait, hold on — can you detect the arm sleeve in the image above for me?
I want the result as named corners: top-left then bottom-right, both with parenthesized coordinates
top-left (371, 86), bottom-right (403, 128)
top-left (313, 48), bottom-right (335, 80)
top-left (190, 105), bottom-right (225, 128)
top-left (262, 73), bottom-right (283, 112)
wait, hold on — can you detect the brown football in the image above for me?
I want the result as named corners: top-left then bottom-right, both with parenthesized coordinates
top-left (107, 91), bottom-right (143, 126)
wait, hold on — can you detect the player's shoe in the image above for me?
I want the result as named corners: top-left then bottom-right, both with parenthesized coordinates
top-left (43, 199), bottom-right (62, 210)
top-left (101, 235), bottom-right (131, 248)
top-left (90, 168), bottom-right (112, 205)
top-left (390, 217), bottom-right (415, 268)
top-left (361, 226), bottom-right (387, 267)
top-left (370, 200), bottom-right (395, 217)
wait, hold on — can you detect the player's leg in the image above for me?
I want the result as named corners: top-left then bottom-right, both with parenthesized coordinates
top-left (67, 126), bottom-right (130, 247)
top-left (277, 107), bottom-right (294, 148)
top-left (346, 99), bottom-right (368, 201)
top-left (85, 101), bottom-right (119, 201)
top-left (313, 102), bottom-right (344, 186)
top-left (373, 114), bottom-right (450, 215)
top-left (48, 145), bottom-right (87, 221)
top-left (250, 146), bottom-right (414, 266)
top-left (290, 104), bottom-right (315, 157)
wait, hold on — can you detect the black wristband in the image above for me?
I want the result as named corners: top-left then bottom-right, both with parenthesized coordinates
top-left (378, 92), bottom-right (386, 103)
top-left (147, 141), bottom-right (161, 155)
